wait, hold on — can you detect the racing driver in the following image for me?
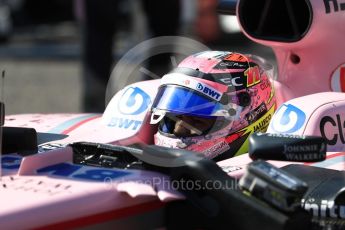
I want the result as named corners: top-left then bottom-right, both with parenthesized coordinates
top-left (150, 51), bottom-right (276, 161)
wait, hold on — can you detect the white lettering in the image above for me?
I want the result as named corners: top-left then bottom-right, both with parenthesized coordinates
top-left (196, 83), bottom-right (221, 100)
top-left (219, 77), bottom-right (243, 87)
top-left (302, 199), bottom-right (345, 219)
top-left (108, 117), bottom-right (142, 130)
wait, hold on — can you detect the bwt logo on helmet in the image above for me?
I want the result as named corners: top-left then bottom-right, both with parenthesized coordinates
top-left (270, 104), bottom-right (306, 134)
top-left (117, 87), bottom-right (151, 115)
top-left (196, 83), bottom-right (221, 100)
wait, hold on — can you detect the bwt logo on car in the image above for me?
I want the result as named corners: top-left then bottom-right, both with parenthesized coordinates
top-left (270, 104), bottom-right (306, 134)
top-left (109, 87), bottom-right (151, 130)
top-left (118, 87), bottom-right (151, 115)
top-left (196, 83), bottom-right (221, 100)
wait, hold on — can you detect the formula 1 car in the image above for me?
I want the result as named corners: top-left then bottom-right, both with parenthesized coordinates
top-left (3, 83), bottom-right (345, 229)
top-left (2, 0), bottom-right (345, 229)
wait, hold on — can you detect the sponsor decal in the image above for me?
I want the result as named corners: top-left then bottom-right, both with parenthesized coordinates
top-left (283, 144), bottom-right (319, 153)
top-left (283, 143), bottom-right (326, 161)
top-left (214, 61), bottom-right (247, 70)
top-left (196, 83), bottom-right (222, 100)
top-left (215, 66), bottom-right (267, 91)
top-left (285, 152), bottom-right (326, 161)
top-left (219, 76), bottom-right (244, 87)
top-left (270, 104), bottom-right (306, 133)
top-left (106, 86), bottom-right (150, 130)
top-left (260, 78), bottom-right (270, 91)
top-left (162, 74), bottom-right (224, 101)
top-left (302, 199), bottom-right (345, 219)
top-left (117, 87), bottom-right (151, 115)
top-left (324, 0), bottom-right (345, 14)
top-left (250, 105), bottom-right (276, 133)
top-left (330, 63), bottom-right (345, 92)
top-left (253, 114), bottom-right (271, 132)
top-left (245, 103), bottom-right (267, 124)
top-left (204, 141), bottom-right (230, 159)
top-left (107, 117), bottom-right (142, 130)
top-left (320, 114), bottom-right (345, 145)
top-left (37, 163), bottom-right (130, 182)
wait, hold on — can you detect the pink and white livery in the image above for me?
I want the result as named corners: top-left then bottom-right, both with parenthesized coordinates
top-left (236, 0), bottom-right (345, 103)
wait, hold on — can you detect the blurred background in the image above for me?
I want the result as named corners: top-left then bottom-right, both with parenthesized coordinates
top-left (0, 0), bottom-right (274, 115)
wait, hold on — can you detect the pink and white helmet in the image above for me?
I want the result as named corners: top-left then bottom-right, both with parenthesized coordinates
top-left (150, 51), bottom-right (276, 161)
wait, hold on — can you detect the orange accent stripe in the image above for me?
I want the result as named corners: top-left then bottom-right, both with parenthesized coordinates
top-left (62, 115), bottom-right (101, 134)
top-left (304, 152), bottom-right (345, 165)
top-left (33, 200), bottom-right (165, 230)
top-left (224, 53), bottom-right (246, 62)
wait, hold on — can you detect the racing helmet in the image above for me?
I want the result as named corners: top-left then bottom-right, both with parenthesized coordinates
top-left (150, 51), bottom-right (276, 161)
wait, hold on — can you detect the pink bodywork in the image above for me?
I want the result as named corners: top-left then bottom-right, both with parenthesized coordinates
top-left (1, 80), bottom-right (180, 229)
top-left (238, 0), bottom-right (345, 103)
top-left (3, 80), bottom-right (345, 229)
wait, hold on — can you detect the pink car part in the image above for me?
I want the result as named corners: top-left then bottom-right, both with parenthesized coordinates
top-left (237, 0), bottom-right (345, 103)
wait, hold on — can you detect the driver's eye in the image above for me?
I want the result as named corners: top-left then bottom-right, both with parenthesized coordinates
top-left (193, 118), bottom-right (209, 125)
top-left (182, 116), bottom-right (215, 129)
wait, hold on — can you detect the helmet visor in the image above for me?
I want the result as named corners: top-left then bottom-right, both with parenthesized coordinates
top-left (151, 85), bottom-right (233, 117)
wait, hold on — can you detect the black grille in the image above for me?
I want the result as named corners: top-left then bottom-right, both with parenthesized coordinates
top-left (238, 0), bottom-right (312, 42)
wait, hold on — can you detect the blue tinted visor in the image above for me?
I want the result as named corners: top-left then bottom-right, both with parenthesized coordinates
top-left (152, 85), bottom-right (224, 117)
